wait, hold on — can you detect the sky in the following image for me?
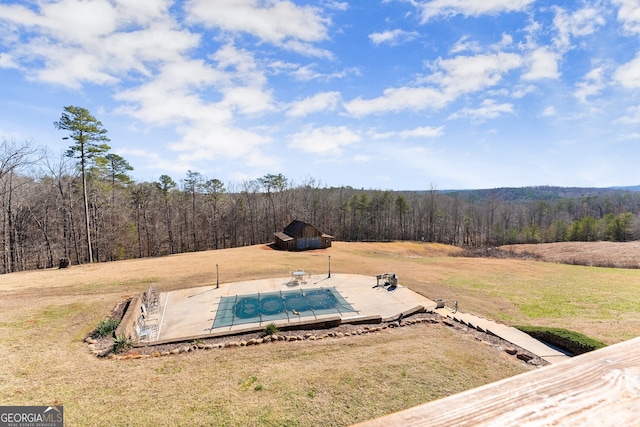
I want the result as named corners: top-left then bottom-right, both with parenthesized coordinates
top-left (1, 0), bottom-right (640, 191)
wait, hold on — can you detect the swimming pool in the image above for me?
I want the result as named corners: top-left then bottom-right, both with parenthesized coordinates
top-left (212, 287), bottom-right (356, 329)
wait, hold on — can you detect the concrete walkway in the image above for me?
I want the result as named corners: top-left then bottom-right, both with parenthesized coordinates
top-left (435, 307), bottom-right (570, 364)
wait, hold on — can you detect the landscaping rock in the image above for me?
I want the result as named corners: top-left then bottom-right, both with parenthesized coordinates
top-left (517, 353), bottom-right (533, 362)
top-left (504, 347), bottom-right (517, 355)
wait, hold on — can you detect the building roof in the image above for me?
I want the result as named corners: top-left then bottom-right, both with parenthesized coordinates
top-left (273, 232), bottom-right (293, 242)
top-left (275, 220), bottom-right (333, 240)
top-left (283, 220), bottom-right (308, 237)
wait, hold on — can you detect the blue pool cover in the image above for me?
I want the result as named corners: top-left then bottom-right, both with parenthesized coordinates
top-left (212, 287), bottom-right (356, 329)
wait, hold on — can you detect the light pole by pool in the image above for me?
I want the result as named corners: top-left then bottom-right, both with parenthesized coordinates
top-left (216, 263), bottom-right (219, 289)
top-left (328, 255), bottom-right (331, 278)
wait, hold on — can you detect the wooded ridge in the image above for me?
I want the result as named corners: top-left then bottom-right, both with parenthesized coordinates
top-left (2, 132), bottom-right (640, 273)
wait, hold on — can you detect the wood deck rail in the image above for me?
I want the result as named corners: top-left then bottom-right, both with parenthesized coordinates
top-left (354, 336), bottom-right (640, 426)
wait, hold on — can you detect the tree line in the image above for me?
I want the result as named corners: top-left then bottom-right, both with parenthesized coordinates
top-left (2, 106), bottom-right (639, 273)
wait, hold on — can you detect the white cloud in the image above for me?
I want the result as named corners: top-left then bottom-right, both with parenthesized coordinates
top-left (345, 52), bottom-right (521, 117)
top-left (170, 121), bottom-right (270, 161)
top-left (427, 52), bottom-right (523, 96)
top-left (450, 36), bottom-right (481, 54)
top-left (369, 126), bottom-right (444, 139)
top-left (618, 131), bottom-right (640, 140)
top-left (415, 0), bottom-right (534, 23)
top-left (113, 43), bottom-right (275, 163)
top-left (0, 1), bottom-right (199, 88)
top-left (369, 29), bottom-right (418, 46)
top-left (0, 1), bottom-right (283, 171)
top-left (118, 147), bottom-right (192, 176)
top-left (286, 92), bottom-right (341, 117)
top-left (113, 0), bottom-right (173, 26)
top-left (325, 1), bottom-right (349, 12)
top-left (280, 39), bottom-right (333, 59)
top-left (614, 54), bottom-right (640, 88)
top-left (220, 86), bottom-right (275, 115)
top-left (612, 0), bottom-right (640, 35)
top-left (115, 59), bottom-right (227, 123)
top-left (511, 83), bottom-right (535, 98)
top-left (210, 43), bottom-right (275, 114)
top-left (448, 99), bottom-right (514, 121)
top-left (185, 0), bottom-right (331, 55)
top-left (521, 47), bottom-right (559, 80)
top-left (493, 33), bottom-right (514, 50)
top-left (574, 65), bottom-right (607, 103)
top-left (288, 125), bottom-right (360, 156)
top-left (615, 105), bottom-right (640, 124)
top-left (541, 106), bottom-right (557, 117)
top-left (289, 64), bottom-right (351, 81)
top-left (344, 86), bottom-right (449, 116)
top-left (552, 5), bottom-right (606, 51)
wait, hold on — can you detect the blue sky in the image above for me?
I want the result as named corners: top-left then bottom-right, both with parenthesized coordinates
top-left (1, 0), bottom-right (640, 190)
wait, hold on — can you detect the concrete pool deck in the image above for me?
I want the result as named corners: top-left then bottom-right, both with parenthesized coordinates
top-left (150, 273), bottom-right (434, 342)
top-left (131, 273), bottom-right (570, 365)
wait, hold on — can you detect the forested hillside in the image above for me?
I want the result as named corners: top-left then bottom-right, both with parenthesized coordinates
top-left (2, 137), bottom-right (640, 273)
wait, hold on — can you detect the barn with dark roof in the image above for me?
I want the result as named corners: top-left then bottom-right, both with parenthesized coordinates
top-left (273, 220), bottom-right (333, 251)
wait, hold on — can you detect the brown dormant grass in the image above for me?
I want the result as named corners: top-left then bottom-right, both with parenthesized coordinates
top-left (1, 241), bottom-right (638, 426)
top-left (501, 241), bottom-right (640, 268)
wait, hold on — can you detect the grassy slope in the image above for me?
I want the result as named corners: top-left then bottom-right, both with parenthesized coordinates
top-left (1, 241), bottom-right (638, 426)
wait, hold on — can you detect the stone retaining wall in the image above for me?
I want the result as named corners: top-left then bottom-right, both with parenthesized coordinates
top-left (114, 296), bottom-right (140, 340)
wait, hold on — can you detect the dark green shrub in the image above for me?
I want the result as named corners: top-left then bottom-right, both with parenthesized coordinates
top-left (516, 326), bottom-right (606, 355)
top-left (113, 334), bottom-right (134, 353)
top-left (265, 322), bottom-right (279, 335)
top-left (93, 318), bottom-right (120, 338)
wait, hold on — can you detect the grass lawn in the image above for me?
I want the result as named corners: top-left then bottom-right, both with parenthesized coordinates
top-left (1, 241), bottom-right (638, 426)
